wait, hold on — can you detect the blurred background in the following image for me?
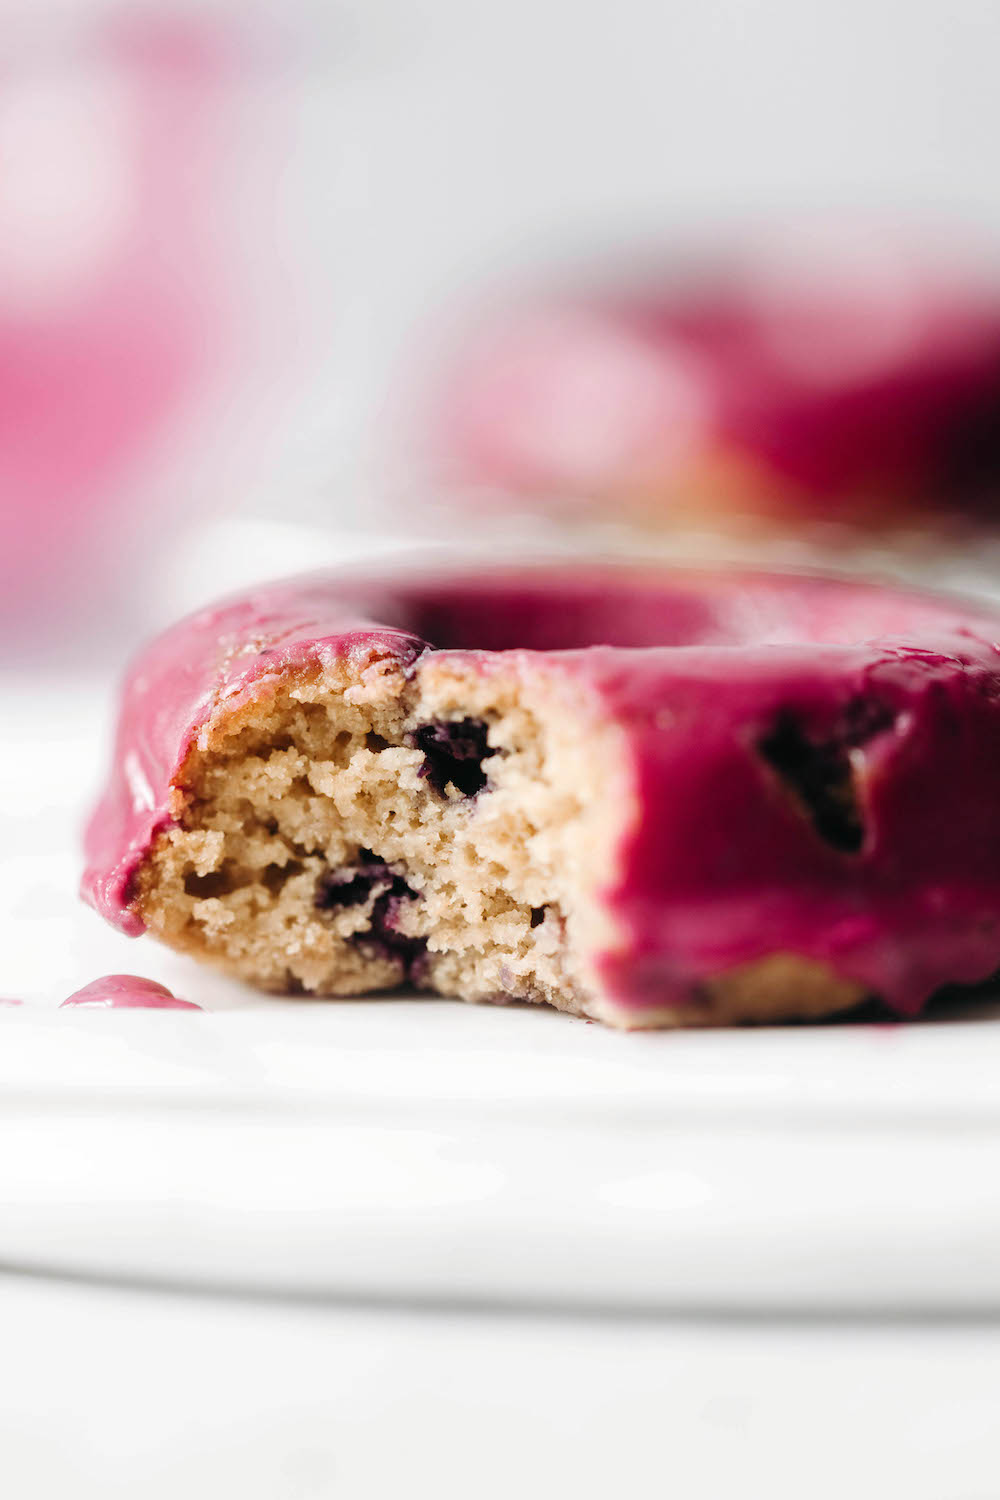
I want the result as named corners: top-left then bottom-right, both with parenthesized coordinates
top-left (7, 0), bottom-right (1000, 661)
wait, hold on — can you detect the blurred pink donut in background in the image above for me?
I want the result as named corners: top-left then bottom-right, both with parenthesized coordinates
top-left (0, 10), bottom-right (248, 647)
top-left (425, 228), bottom-right (1000, 537)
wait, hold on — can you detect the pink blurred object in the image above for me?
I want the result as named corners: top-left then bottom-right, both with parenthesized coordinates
top-left (0, 8), bottom-right (265, 643)
top-left (61, 973), bottom-right (200, 1009)
top-left (427, 229), bottom-right (1000, 534)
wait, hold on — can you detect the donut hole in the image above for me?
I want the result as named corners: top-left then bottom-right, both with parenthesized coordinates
top-left (133, 648), bottom-right (621, 1012)
top-left (389, 570), bottom-right (979, 653)
top-left (406, 581), bottom-right (719, 651)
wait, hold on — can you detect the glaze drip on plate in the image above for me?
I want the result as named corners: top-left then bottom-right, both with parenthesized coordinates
top-left (61, 975), bottom-right (201, 1010)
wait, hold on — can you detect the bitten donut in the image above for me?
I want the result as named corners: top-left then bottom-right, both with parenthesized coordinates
top-left (83, 566), bottom-right (1000, 1028)
top-left (429, 247), bottom-right (1000, 534)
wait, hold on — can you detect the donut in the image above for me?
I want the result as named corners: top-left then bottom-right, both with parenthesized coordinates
top-left (82, 565), bottom-right (1000, 1028)
top-left (428, 247), bottom-right (1000, 534)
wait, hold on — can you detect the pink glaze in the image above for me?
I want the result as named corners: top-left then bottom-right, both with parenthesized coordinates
top-left (61, 975), bottom-right (201, 1010)
top-left (82, 567), bottom-right (1000, 1019)
top-left (431, 253), bottom-right (1000, 525)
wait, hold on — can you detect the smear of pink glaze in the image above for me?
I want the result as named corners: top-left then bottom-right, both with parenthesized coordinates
top-left (61, 975), bottom-right (202, 1010)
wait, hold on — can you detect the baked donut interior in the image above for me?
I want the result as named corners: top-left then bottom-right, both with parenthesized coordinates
top-left (136, 643), bottom-right (621, 1017)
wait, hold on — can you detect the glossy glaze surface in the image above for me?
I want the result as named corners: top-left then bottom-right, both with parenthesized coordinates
top-left (83, 567), bottom-right (1000, 1017)
top-left (60, 975), bottom-right (201, 1010)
